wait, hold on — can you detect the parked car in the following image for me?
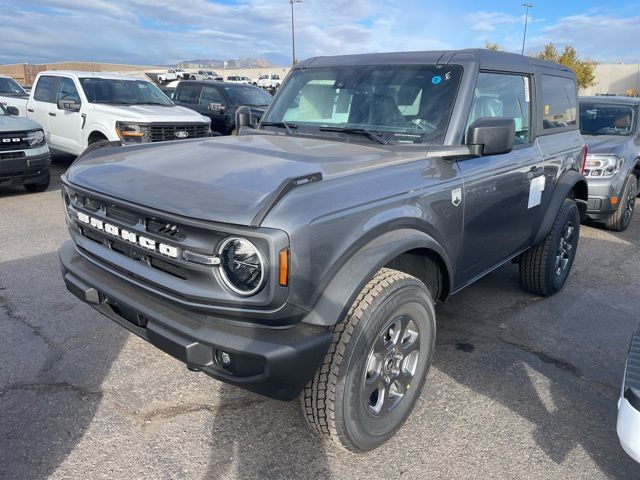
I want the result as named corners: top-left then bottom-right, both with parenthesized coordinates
top-left (579, 97), bottom-right (640, 231)
top-left (58, 49), bottom-right (587, 452)
top-left (0, 75), bottom-right (29, 112)
top-left (159, 86), bottom-right (176, 100)
top-left (254, 74), bottom-right (281, 90)
top-left (157, 68), bottom-right (187, 84)
top-left (226, 76), bottom-right (250, 84)
top-left (0, 103), bottom-right (51, 192)
top-left (173, 81), bottom-right (271, 135)
top-left (618, 324), bottom-right (640, 463)
top-left (187, 70), bottom-right (220, 81)
top-left (0, 71), bottom-right (211, 156)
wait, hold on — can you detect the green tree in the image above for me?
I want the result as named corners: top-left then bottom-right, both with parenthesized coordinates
top-left (484, 41), bottom-right (501, 51)
top-left (535, 43), bottom-right (596, 89)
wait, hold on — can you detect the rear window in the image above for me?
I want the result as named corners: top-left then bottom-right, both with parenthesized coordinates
top-left (34, 76), bottom-right (57, 103)
top-left (541, 75), bottom-right (577, 130)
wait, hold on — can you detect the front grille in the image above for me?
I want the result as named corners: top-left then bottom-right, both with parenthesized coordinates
top-left (146, 219), bottom-right (186, 240)
top-left (0, 133), bottom-right (29, 151)
top-left (148, 123), bottom-right (210, 142)
top-left (0, 151), bottom-right (26, 160)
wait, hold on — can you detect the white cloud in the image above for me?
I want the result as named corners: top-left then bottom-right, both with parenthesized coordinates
top-left (465, 11), bottom-right (524, 32)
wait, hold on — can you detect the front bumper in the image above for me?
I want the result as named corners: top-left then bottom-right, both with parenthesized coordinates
top-left (585, 175), bottom-right (626, 219)
top-left (0, 149), bottom-right (51, 186)
top-left (59, 240), bottom-right (332, 401)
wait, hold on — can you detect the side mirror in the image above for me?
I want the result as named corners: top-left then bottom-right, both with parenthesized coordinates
top-left (466, 117), bottom-right (515, 156)
top-left (6, 106), bottom-right (19, 116)
top-left (208, 102), bottom-right (225, 112)
top-left (235, 106), bottom-right (253, 134)
top-left (57, 99), bottom-right (80, 112)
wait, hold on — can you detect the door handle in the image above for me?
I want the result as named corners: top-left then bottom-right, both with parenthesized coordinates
top-left (49, 112), bottom-right (57, 117)
top-left (27, 108), bottom-right (34, 113)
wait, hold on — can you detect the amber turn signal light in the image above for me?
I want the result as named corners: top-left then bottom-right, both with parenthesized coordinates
top-left (279, 248), bottom-right (289, 287)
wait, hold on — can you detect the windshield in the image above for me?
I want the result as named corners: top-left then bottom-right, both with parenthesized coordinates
top-left (261, 65), bottom-right (463, 144)
top-left (0, 77), bottom-right (27, 96)
top-left (580, 102), bottom-right (636, 136)
top-left (79, 78), bottom-right (173, 105)
top-left (221, 84), bottom-right (271, 106)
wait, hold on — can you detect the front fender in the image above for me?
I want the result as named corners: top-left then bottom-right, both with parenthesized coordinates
top-left (82, 122), bottom-right (116, 146)
top-left (534, 170), bottom-right (588, 244)
top-left (303, 228), bottom-right (453, 327)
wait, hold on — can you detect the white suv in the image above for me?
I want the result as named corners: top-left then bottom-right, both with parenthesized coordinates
top-left (0, 71), bottom-right (210, 156)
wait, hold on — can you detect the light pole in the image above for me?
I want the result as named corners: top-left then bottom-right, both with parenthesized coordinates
top-left (521, 3), bottom-right (533, 55)
top-left (290, 0), bottom-right (302, 66)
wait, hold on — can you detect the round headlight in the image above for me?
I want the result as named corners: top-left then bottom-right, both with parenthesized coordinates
top-left (27, 129), bottom-right (45, 146)
top-left (218, 237), bottom-right (265, 296)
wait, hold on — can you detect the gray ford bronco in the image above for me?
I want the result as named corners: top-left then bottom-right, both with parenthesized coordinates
top-left (59, 49), bottom-right (588, 452)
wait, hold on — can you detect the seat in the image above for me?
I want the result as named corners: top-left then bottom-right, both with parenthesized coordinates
top-left (349, 93), bottom-right (405, 127)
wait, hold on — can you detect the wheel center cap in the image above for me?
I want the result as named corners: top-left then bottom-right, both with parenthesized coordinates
top-left (384, 356), bottom-right (395, 373)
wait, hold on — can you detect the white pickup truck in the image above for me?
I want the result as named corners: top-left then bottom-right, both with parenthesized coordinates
top-left (254, 74), bottom-right (282, 90)
top-left (0, 71), bottom-right (211, 156)
top-left (157, 69), bottom-right (187, 84)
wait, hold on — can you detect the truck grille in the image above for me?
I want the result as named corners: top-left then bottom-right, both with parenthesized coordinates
top-left (149, 123), bottom-right (210, 142)
top-left (0, 133), bottom-right (30, 151)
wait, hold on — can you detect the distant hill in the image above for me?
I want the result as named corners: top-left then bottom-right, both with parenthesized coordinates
top-left (179, 58), bottom-right (279, 68)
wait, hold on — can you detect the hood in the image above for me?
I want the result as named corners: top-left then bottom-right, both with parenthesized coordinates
top-left (0, 114), bottom-right (43, 132)
top-left (583, 135), bottom-right (630, 155)
top-left (67, 134), bottom-right (422, 226)
top-left (92, 104), bottom-right (209, 123)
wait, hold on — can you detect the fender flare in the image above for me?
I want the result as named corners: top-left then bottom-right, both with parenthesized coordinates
top-left (534, 170), bottom-right (588, 244)
top-left (82, 124), bottom-right (114, 147)
top-left (303, 229), bottom-right (453, 327)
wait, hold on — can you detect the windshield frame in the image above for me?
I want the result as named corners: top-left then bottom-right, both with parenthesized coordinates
top-left (260, 64), bottom-right (464, 145)
top-left (579, 101), bottom-right (638, 136)
top-left (79, 77), bottom-right (174, 106)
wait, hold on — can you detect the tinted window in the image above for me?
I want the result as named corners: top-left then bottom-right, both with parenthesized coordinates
top-left (0, 77), bottom-right (26, 96)
top-left (221, 85), bottom-right (271, 106)
top-left (56, 77), bottom-right (80, 104)
top-left (468, 73), bottom-right (531, 144)
top-left (199, 86), bottom-right (223, 106)
top-left (175, 84), bottom-right (202, 104)
top-left (264, 65), bottom-right (463, 144)
top-left (541, 75), bottom-right (577, 130)
top-left (579, 103), bottom-right (636, 136)
top-left (79, 78), bottom-right (173, 105)
top-left (34, 76), bottom-right (57, 103)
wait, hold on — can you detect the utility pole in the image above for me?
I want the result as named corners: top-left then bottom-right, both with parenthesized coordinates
top-left (521, 3), bottom-right (533, 55)
top-left (290, 0), bottom-right (302, 66)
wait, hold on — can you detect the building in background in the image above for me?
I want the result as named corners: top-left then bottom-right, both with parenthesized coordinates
top-left (580, 64), bottom-right (640, 97)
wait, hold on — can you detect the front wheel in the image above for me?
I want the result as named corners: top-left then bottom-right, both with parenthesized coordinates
top-left (300, 268), bottom-right (436, 452)
top-left (519, 199), bottom-right (580, 296)
top-left (606, 174), bottom-right (638, 232)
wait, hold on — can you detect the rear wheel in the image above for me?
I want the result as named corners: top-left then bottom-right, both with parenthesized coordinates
top-left (606, 174), bottom-right (638, 232)
top-left (519, 199), bottom-right (580, 296)
top-left (300, 268), bottom-right (436, 452)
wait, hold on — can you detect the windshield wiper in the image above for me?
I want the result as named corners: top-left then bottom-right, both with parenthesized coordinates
top-left (318, 126), bottom-right (389, 145)
top-left (260, 121), bottom-right (297, 135)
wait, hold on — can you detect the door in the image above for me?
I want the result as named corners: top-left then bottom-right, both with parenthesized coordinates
top-left (49, 77), bottom-right (84, 155)
top-left (27, 75), bottom-right (57, 144)
top-left (198, 85), bottom-right (229, 133)
top-left (456, 71), bottom-right (545, 285)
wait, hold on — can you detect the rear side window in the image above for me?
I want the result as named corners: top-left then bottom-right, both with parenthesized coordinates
top-left (541, 75), bottom-right (577, 130)
top-left (468, 72), bottom-right (531, 144)
top-left (175, 84), bottom-right (202, 104)
top-left (34, 76), bottom-right (57, 103)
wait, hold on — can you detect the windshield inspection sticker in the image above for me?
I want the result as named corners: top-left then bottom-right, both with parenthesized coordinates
top-left (528, 175), bottom-right (546, 209)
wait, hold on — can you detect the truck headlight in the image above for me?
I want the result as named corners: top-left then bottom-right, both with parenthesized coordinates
top-left (116, 122), bottom-right (151, 144)
top-left (26, 129), bottom-right (45, 147)
top-left (217, 237), bottom-right (265, 296)
top-left (584, 155), bottom-right (622, 178)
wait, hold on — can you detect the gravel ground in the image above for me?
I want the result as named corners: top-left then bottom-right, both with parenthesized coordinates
top-left (1, 153), bottom-right (639, 479)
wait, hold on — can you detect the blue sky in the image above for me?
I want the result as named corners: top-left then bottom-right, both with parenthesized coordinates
top-left (2, 1), bottom-right (640, 66)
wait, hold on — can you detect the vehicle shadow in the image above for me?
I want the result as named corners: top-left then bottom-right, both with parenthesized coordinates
top-left (0, 250), bottom-right (128, 478)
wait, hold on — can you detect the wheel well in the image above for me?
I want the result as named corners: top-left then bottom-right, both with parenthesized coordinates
top-left (88, 131), bottom-right (108, 145)
top-left (633, 159), bottom-right (640, 178)
top-left (383, 248), bottom-right (450, 302)
top-left (569, 179), bottom-right (589, 219)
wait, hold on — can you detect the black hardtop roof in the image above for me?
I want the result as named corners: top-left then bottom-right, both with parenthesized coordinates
top-left (297, 49), bottom-right (573, 76)
top-left (580, 95), bottom-right (640, 106)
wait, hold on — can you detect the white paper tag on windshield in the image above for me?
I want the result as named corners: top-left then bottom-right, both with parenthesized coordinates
top-left (528, 175), bottom-right (545, 209)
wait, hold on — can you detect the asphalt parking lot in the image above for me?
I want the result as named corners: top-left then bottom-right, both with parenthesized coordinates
top-left (1, 153), bottom-right (639, 479)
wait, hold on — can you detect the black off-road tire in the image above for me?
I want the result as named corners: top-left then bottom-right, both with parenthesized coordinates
top-left (606, 174), bottom-right (638, 232)
top-left (300, 268), bottom-right (436, 452)
top-left (519, 199), bottom-right (580, 296)
top-left (24, 172), bottom-right (50, 193)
